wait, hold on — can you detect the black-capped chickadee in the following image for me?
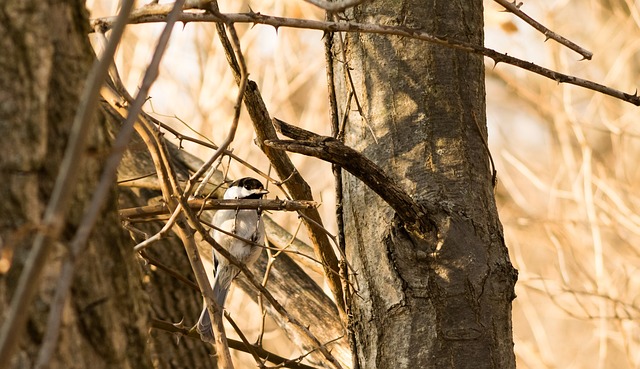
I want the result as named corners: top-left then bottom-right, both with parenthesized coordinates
top-left (197, 177), bottom-right (268, 342)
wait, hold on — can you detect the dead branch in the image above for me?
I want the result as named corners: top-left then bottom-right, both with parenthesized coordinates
top-left (266, 118), bottom-right (437, 233)
top-left (90, 6), bottom-right (640, 106)
top-left (493, 0), bottom-right (593, 60)
top-left (119, 198), bottom-right (318, 219)
top-left (150, 319), bottom-right (320, 369)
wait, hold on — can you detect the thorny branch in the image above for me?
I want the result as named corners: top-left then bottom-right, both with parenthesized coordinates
top-left (492, 0), bottom-right (593, 60)
top-left (119, 198), bottom-right (318, 219)
top-left (91, 6), bottom-right (640, 106)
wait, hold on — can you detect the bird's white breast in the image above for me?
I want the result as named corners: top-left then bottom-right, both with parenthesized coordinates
top-left (212, 208), bottom-right (264, 264)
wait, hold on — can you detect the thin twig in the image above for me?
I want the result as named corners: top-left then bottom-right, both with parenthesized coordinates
top-left (263, 218), bottom-right (324, 275)
top-left (149, 318), bottom-right (320, 369)
top-left (256, 245), bottom-right (275, 347)
top-left (471, 111), bottom-right (497, 188)
top-left (295, 211), bottom-right (357, 284)
top-left (91, 8), bottom-right (640, 106)
top-left (303, 0), bottom-right (368, 12)
top-left (142, 111), bottom-right (281, 186)
top-left (133, 206), bottom-right (182, 251)
top-left (332, 18), bottom-right (376, 143)
top-left (224, 312), bottom-right (266, 368)
top-left (326, 32), bottom-right (358, 367)
top-left (193, 156), bottom-right (223, 197)
top-left (493, 0), bottom-right (593, 60)
top-left (139, 250), bottom-right (200, 292)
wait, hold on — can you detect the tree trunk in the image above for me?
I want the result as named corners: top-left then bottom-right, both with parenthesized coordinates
top-left (330, 1), bottom-right (518, 368)
top-left (0, 1), bottom-right (210, 368)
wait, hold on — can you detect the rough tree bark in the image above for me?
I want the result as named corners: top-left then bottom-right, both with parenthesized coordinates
top-left (0, 1), bottom-right (211, 368)
top-left (0, 1), bottom-right (149, 367)
top-left (329, 1), bottom-right (518, 368)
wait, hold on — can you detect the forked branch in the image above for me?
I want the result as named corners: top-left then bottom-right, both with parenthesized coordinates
top-left (266, 118), bottom-right (438, 234)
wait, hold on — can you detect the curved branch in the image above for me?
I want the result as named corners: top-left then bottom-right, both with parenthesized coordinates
top-left (266, 118), bottom-right (438, 234)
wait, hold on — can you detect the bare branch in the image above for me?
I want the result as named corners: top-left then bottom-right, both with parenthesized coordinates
top-left (223, 312), bottom-right (265, 368)
top-left (138, 250), bottom-right (200, 292)
top-left (132, 206), bottom-right (182, 252)
top-left (91, 7), bottom-right (640, 106)
top-left (120, 198), bottom-right (319, 219)
top-left (149, 318), bottom-right (321, 369)
top-left (267, 118), bottom-right (438, 233)
top-left (493, 0), bottom-right (593, 60)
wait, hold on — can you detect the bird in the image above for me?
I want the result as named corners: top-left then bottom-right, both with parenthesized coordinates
top-left (196, 177), bottom-right (268, 343)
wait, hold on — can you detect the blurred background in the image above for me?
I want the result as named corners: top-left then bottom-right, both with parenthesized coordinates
top-left (89, 1), bottom-right (640, 368)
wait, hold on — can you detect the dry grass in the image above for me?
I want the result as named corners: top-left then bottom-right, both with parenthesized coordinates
top-left (487, 1), bottom-right (640, 368)
top-left (89, 0), bottom-right (640, 367)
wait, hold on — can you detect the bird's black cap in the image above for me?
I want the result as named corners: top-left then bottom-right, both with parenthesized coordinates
top-left (230, 177), bottom-right (267, 199)
top-left (230, 177), bottom-right (265, 190)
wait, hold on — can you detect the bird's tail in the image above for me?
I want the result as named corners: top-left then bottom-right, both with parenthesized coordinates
top-left (196, 268), bottom-right (235, 342)
top-left (196, 306), bottom-right (214, 343)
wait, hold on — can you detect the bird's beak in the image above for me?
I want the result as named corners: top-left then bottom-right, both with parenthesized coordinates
top-left (250, 188), bottom-right (269, 197)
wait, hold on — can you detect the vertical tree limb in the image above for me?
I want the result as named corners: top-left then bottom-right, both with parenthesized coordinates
top-left (203, 3), bottom-right (346, 317)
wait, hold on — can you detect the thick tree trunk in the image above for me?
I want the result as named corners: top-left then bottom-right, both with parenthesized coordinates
top-left (0, 1), bottom-right (150, 367)
top-left (330, 1), bottom-right (517, 368)
top-left (0, 1), bottom-right (210, 368)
